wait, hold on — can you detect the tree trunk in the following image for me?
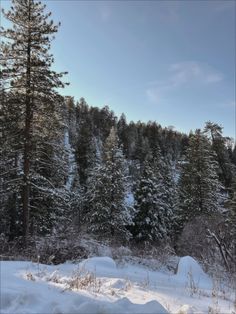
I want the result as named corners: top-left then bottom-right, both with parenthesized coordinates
top-left (22, 101), bottom-right (31, 246)
top-left (9, 154), bottom-right (18, 241)
top-left (22, 3), bottom-right (32, 247)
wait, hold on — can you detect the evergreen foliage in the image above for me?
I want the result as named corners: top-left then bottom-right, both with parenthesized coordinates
top-left (225, 179), bottom-right (236, 261)
top-left (1, 0), bottom-right (68, 243)
top-left (175, 129), bottom-right (223, 236)
top-left (133, 149), bottom-right (175, 244)
top-left (204, 121), bottom-right (233, 188)
top-left (1, 1), bottom-right (235, 271)
top-left (84, 127), bottom-right (131, 241)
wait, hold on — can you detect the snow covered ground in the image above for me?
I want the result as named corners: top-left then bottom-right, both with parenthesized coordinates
top-left (1, 256), bottom-right (235, 314)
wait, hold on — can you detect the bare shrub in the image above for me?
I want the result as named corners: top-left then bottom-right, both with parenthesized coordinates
top-left (178, 212), bottom-right (236, 277)
top-left (66, 267), bottom-right (102, 293)
top-left (186, 268), bottom-right (199, 296)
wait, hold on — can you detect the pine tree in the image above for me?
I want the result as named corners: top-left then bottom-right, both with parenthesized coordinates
top-left (1, 0), bottom-right (68, 244)
top-left (84, 127), bottom-right (131, 241)
top-left (175, 129), bottom-right (223, 236)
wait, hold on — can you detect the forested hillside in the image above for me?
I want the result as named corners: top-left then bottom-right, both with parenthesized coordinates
top-left (0, 0), bottom-right (236, 275)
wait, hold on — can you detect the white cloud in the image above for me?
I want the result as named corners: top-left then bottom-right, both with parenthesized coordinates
top-left (169, 61), bottom-right (223, 86)
top-left (146, 61), bottom-right (223, 104)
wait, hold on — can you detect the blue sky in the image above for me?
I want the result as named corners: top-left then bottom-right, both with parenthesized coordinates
top-left (1, 0), bottom-right (235, 138)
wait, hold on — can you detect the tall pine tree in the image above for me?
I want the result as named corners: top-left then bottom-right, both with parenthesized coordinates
top-left (1, 0), bottom-right (68, 244)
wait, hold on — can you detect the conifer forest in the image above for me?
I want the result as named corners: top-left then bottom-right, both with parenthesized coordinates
top-left (0, 0), bottom-right (236, 279)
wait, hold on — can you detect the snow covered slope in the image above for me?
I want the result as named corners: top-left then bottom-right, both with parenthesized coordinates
top-left (0, 257), bottom-right (234, 314)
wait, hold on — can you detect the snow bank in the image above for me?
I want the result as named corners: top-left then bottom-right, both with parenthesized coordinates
top-left (76, 298), bottom-right (168, 314)
top-left (1, 256), bottom-right (234, 314)
top-left (176, 256), bottom-right (205, 277)
top-left (115, 298), bottom-right (168, 314)
top-left (1, 260), bottom-right (168, 314)
top-left (176, 256), bottom-right (212, 289)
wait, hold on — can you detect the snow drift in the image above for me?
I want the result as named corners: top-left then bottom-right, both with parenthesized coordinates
top-left (0, 256), bottom-right (234, 314)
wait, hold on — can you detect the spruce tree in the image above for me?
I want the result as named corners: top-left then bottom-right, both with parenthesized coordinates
top-left (1, 0), bottom-right (68, 244)
top-left (133, 159), bottom-right (161, 243)
top-left (84, 127), bottom-right (131, 241)
top-left (133, 150), bottom-right (175, 244)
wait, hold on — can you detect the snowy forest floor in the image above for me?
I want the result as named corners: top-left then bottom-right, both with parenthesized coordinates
top-left (1, 252), bottom-right (235, 314)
